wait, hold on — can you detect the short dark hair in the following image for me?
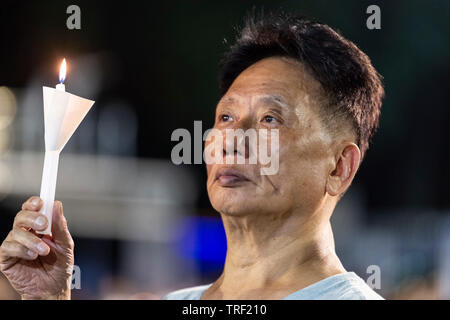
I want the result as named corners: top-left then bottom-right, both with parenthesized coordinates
top-left (219, 12), bottom-right (384, 158)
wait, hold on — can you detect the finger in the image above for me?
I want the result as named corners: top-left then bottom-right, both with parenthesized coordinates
top-left (13, 210), bottom-right (48, 232)
top-left (51, 201), bottom-right (74, 249)
top-left (22, 196), bottom-right (43, 212)
top-left (11, 228), bottom-right (50, 256)
top-left (0, 241), bottom-right (38, 261)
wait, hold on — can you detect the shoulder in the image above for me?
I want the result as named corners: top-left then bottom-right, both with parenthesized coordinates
top-left (162, 284), bottom-right (212, 300)
top-left (332, 274), bottom-right (384, 300)
top-left (285, 272), bottom-right (384, 300)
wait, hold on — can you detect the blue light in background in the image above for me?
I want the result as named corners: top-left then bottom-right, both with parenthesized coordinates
top-left (175, 216), bottom-right (227, 270)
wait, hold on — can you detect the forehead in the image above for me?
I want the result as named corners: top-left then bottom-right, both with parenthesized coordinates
top-left (222, 56), bottom-right (324, 106)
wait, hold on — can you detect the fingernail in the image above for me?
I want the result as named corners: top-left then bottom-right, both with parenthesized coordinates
top-left (36, 242), bottom-right (48, 254)
top-left (35, 216), bottom-right (46, 227)
top-left (28, 250), bottom-right (37, 257)
top-left (31, 198), bottom-right (39, 206)
top-left (54, 201), bottom-right (62, 213)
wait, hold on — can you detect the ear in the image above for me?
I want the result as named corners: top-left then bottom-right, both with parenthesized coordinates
top-left (326, 143), bottom-right (361, 197)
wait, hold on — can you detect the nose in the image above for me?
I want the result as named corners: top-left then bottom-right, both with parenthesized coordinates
top-left (222, 116), bottom-right (254, 163)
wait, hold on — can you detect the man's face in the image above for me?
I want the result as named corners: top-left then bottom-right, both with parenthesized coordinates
top-left (206, 57), bottom-right (336, 218)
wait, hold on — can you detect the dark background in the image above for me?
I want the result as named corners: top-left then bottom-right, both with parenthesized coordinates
top-left (0, 0), bottom-right (449, 299)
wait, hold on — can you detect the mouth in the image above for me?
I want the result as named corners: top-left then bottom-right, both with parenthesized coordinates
top-left (215, 167), bottom-right (250, 187)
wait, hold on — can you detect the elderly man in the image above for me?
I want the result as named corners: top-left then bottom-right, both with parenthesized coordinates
top-left (0, 13), bottom-right (384, 300)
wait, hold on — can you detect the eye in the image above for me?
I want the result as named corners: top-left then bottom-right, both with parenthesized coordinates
top-left (262, 115), bottom-right (276, 123)
top-left (220, 114), bottom-right (233, 122)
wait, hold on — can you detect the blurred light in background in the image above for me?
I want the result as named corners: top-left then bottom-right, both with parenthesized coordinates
top-left (0, 86), bottom-right (16, 154)
top-left (0, 87), bottom-right (16, 130)
top-left (175, 216), bottom-right (227, 266)
top-left (0, 86), bottom-right (16, 201)
top-left (0, 0), bottom-right (449, 300)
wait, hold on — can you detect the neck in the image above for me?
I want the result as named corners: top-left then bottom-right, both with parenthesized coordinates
top-left (214, 205), bottom-right (345, 296)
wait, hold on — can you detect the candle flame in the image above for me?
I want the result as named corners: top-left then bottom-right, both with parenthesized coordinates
top-left (59, 58), bottom-right (67, 83)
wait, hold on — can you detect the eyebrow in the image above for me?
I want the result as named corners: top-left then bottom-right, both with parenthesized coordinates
top-left (257, 94), bottom-right (289, 110)
top-left (218, 96), bottom-right (236, 106)
top-left (219, 94), bottom-right (290, 110)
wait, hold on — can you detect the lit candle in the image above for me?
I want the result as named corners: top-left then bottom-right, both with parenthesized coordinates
top-left (56, 58), bottom-right (66, 91)
top-left (38, 58), bottom-right (95, 235)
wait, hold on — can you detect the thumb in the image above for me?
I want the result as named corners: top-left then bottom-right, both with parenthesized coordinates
top-left (50, 201), bottom-right (74, 248)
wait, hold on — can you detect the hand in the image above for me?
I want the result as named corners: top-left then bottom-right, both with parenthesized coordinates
top-left (0, 196), bottom-right (75, 300)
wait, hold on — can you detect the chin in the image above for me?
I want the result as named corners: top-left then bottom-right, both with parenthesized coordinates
top-left (208, 187), bottom-right (274, 217)
top-left (208, 187), bottom-right (259, 216)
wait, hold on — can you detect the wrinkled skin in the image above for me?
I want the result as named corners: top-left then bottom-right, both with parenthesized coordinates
top-left (202, 57), bottom-right (360, 299)
top-left (0, 197), bottom-right (74, 300)
top-left (206, 57), bottom-right (338, 219)
top-left (0, 56), bottom-right (361, 300)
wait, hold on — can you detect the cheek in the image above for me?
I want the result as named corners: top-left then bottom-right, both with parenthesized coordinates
top-left (275, 159), bottom-right (327, 215)
top-left (277, 133), bottom-right (329, 207)
top-left (204, 138), bottom-right (217, 182)
top-left (206, 165), bottom-right (216, 195)
top-left (206, 163), bottom-right (212, 176)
